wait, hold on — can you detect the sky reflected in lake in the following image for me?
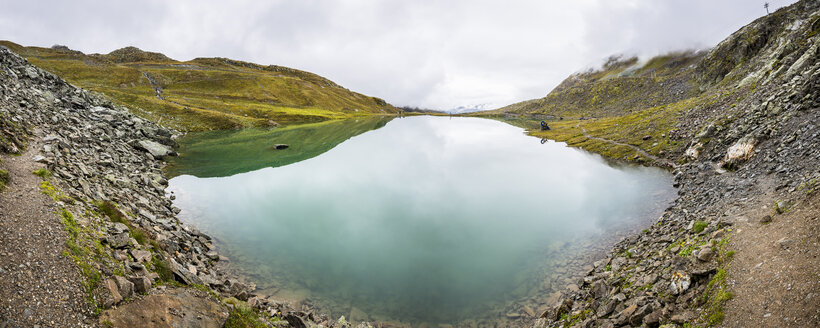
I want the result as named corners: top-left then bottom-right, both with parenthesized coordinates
top-left (167, 116), bottom-right (675, 325)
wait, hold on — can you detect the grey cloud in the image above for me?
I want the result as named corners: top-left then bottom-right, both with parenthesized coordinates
top-left (0, 0), bottom-right (798, 111)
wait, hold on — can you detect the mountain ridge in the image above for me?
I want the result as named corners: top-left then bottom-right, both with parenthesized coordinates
top-left (0, 41), bottom-right (397, 131)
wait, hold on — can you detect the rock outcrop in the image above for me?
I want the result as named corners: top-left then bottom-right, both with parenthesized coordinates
top-left (0, 46), bottom-right (353, 327)
top-left (532, 1), bottom-right (820, 327)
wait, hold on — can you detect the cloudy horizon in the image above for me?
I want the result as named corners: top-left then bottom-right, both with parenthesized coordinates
top-left (0, 0), bottom-right (798, 111)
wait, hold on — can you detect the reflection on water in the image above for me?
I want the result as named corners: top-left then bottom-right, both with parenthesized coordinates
top-left (165, 117), bottom-right (393, 178)
top-left (167, 116), bottom-right (676, 326)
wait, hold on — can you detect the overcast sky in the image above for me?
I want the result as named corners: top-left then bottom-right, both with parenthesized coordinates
top-left (0, 0), bottom-right (798, 111)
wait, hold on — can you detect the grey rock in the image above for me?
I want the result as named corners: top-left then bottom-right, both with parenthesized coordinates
top-left (130, 249), bottom-right (152, 263)
top-left (128, 276), bottom-right (152, 294)
top-left (697, 247), bottom-right (715, 262)
top-left (24, 66), bottom-right (38, 79)
top-left (32, 155), bottom-right (47, 163)
top-left (103, 278), bottom-right (123, 308)
top-left (112, 222), bottom-right (129, 234)
top-left (776, 237), bottom-right (795, 249)
top-left (205, 250), bottom-right (219, 261)
top-left (107, 232), bottom-right (131, 249)
top-left (285, 314), bottom-right (308, 328)
top-left (629, 304), bottom-right (653, 326)
top-left (670, 271), bottom-right (690, 295)
top-left (169, 258), bottom-right (201, 285)
top-left (136, 139), bottom-right (173, 159)
top-left (114, 276), bottom-right (135, 300)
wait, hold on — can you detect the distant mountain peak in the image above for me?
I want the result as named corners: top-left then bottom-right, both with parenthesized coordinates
top-left (105, 46), bottom-right (172, 63)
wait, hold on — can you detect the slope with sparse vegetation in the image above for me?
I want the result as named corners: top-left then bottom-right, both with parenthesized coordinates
top-left (480, 1), bottom-right (820, 327)
top-left (0, 41), bottom-right (397, 131)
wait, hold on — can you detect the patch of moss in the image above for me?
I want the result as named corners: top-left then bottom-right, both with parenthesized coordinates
top-left (0, 169), bottom-right (8, 191)
top-left (563, 309), bottom-right (592, 327)
top-left (58, 208), bottom-right (103, 313)
top-left (130, 228), bottom-right (150, 245)
top-left (150, 255), bottom-right (174, 282)
top-left (678, 237), bottom-right (707, 257)
top-left (693, 220), bottom-right (708, 233)
top-left (223, 298), bottom-right (268, 328)
top-left (32, 168), bottom-right (52, 179)
top-left (696, 237), bottom-right (735, 326)
top-left (94, 201), bottom-right (128, 224)
top-left (39, 180), bottom-right (75, 203)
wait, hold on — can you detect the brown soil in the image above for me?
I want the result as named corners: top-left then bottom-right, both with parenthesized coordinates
top-left (719, 191), bottom-right (820, 327)
top-left (0, 137), bottom-right (96, 327)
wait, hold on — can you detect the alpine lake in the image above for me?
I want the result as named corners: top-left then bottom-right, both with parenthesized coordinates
top-left (165, 116), bottom-right (676, 327)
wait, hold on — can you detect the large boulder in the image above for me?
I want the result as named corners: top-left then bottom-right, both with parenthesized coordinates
top-left (99, 289), bottom-right (228, 328)
top-left (135, 140), bottom-right (174, 159)
top-left (722, 135), bottom-right (757, 168)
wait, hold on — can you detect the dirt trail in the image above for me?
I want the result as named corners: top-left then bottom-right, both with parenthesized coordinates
top-left (719, 192), bottom-right (820, 328)
top-left (576, 123), bottom-right (676, 168)
top-left (0, 137), bottom-right (96, 327)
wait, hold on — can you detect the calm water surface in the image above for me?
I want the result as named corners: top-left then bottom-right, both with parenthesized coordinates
top-left (167, 116), bottom-right (675, 325)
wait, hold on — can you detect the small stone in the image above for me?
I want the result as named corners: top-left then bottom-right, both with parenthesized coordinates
top-left (775, 201), bottom-right (789, 214)
top-left (107, 232), bottom-right (131, 249)
top-left (697, 247), bottom-right (715, 262)
top-left (112, 222), bottom-right (129, 233)
top-left (271, 144), bottom-right (289, 150)
top-left (671, 311), bottom-right (694, 323)
top-left (670, 271), bottom-right (690, 295)
top-left (115, 276), bottom-right (135, 299)
top-left (32, 155), bottom-right (48, 163)
top-left (128, 276), bottom-right (152, 294)
top-left (776, 237), bottom-right (795, 249)
top-left (759, 215), bottom-right (773, 224)
top-left (644, 309), bottom-right (663, 326)
top-left (104, 278), bottom-right (123, 307)
top-left (130, 249), bottom-right (152, 263)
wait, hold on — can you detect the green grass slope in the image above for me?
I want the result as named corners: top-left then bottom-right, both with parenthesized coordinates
top-left (480, 0), bottom-right (820, 164)
top-left (0, 41), bottom-right (397, 131)
top-left (485, 52), bottom-right (704, 119)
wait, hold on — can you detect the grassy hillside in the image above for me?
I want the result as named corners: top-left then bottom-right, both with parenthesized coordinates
top-left (486, 52), bottom-right (704, 120)
top-left (481, 1), bottom-right (820, 164)
top-left (0, 41), bottom-right (397, 131)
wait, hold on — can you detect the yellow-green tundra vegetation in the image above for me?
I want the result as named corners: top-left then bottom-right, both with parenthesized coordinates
top-left (0, 41), bottom-right (398, 131)
top-left (477, 51), bottom-right (752, 165)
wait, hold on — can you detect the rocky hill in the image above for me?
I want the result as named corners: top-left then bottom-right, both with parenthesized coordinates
top-left (0, 45), bottom-right (362, 327)
top-left (0, 41), bottom-right (397, 131)
top-left (488, 52), bottom-right (704, 120)
top-left (0, 0), bottom-right (818, 327)
top-left (495, 1), bottom-right (819, 327)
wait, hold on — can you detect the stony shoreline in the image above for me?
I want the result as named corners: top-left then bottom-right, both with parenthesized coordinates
top-left (0, 47), bottom-right (348, 327)
top-left (1, 1), bottom-right (818, 327)
top-left (531, 3), bottom-right (820, 326)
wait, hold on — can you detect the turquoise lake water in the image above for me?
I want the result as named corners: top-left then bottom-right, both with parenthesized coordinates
top-left (166, 116), bottom-right (675, 326)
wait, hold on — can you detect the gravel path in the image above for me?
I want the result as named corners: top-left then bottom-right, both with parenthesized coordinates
top-left (719, 192), bottom-right (820, 328)
top-left (0, 137), bottom-right (96, 327)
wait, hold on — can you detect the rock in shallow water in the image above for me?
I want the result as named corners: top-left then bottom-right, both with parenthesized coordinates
top-left (135, 139), bottom-right (174, 159)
